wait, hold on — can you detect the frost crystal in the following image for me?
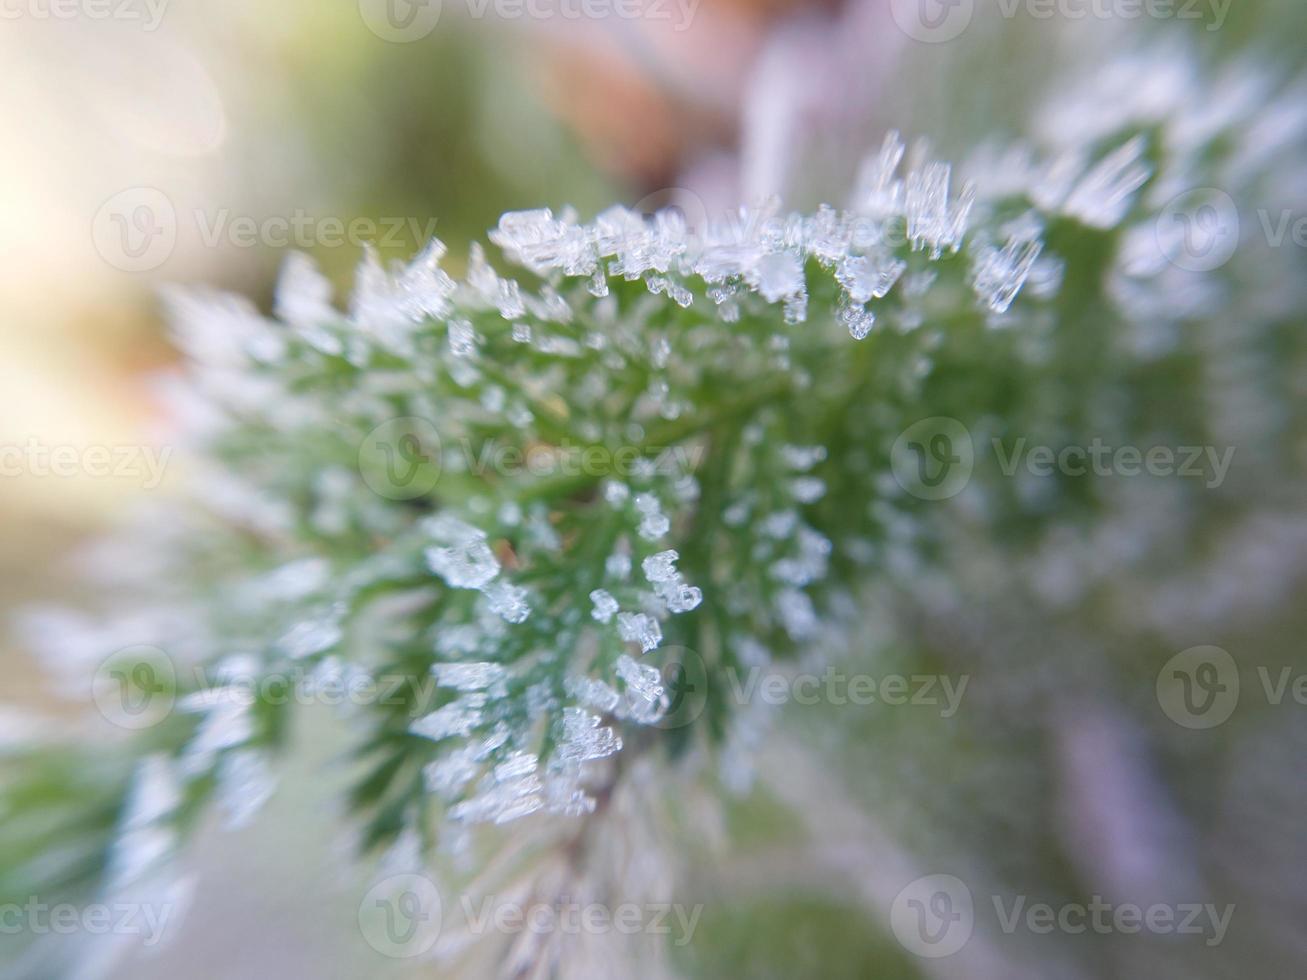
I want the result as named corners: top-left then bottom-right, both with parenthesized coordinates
top-left (605, 551), bottom-right (632, 580)
top-left (905, 163), bottom-right (975, 258)
top-left (617, 611), bottom-right (662, 653)
top-left (424, 747), bottom-right (481, 800)
top-left (566, 674), bottom-right (622, 714)
top-left (554, 707), bottom-right (622, 765)
top-left (433, 662), bottom-right (508, 695)
top-left (777, 589), bottom-right (819, 640)
top-left (351, 241), bottom-right (455, 353)
top-left (641, 550), bottom-right (680, 583)
top-left (634, 493), bottom-right (671, 540)
top-left (616, 653), bottom-right (666, 723)
top-left (640, 549), bottom-right (701, 613)
top-left (752, 251), bottom-right (805, 303)
top-left (781, 445), bottom-right (827, 471)
top-left (425, 517), bottom-right (500, 589)
top-left (483, 580), bottom-right (531, 623)
top-left (122, 755), bottom-right (181, 831)
top-left (790, 477), bottom-right (826, 504)
top-left (971, 218), bottom-right (1045, 314)
top-left (279, 612), bottom-right (342, 660)
top-left (1062, 136), bottom-right (1151, 230)
top-left (411, 695), bottom-right (486, 742)
top-left (589, 588), bottom-right (619, 624)
top-left (837, 252), bottom-right (906, 303)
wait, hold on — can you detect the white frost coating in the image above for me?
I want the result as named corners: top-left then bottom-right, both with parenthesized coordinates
top-left (483, 580), bottom-right (531, 623)
top-left (121, 755), bottom-right (181, 831)
top-left (553, 707), bottom-right (622, 765)
top-left (424, 746), bottom-right (481, 800)
top-left (971, 217), bottom-right (1045, 315)
top-left (180, 690), bottom-right (253, 761)
top-left (411, 694), bottom-right (487, 742)
top-left (433, 662), bottom-right (509, 695)
top-left (777, 588), bottom-right (819, 640)
top-left (605, 551), bottom-right (632, 581)
top-left (217, 750), bottom-right (276, 830)
top-left (424, 516), bottom-right (501, 590)
top-left (274, 253), bottom-right (343, 355)
top-left (790, 477), bottom-right (826, 504)
top-left (350, 240), bottom-right (455, 354)
top-left (1061, 136), bottom-right (1152, 230)
top-left (566, 674), bottom-right (621, 714)
top-left (279, 613), bottom-right (343, 659)
top-left (464, 241), bottom-right (526, 320)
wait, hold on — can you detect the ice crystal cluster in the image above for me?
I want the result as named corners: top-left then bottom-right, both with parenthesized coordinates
top-left (7, 39), bottom-right (1307, 975)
